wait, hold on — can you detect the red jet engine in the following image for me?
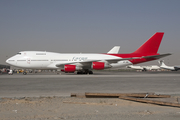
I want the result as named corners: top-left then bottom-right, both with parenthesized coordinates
top-left (92, 62), bottom-right (109, 70)
top-left (64, 65), bottom-right (76, 72)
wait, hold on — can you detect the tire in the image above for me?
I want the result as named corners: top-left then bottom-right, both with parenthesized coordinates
top-left (23, 72), bottom-right (27, 75)
top-left (89, 71), bottom-right (93, 74)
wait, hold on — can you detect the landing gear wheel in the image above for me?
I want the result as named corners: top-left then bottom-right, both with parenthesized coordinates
top-left (23, 72), bottom-right (27, 75)
top-left (89, 71), bottom-right (93, 74)
top-left (77, 71), bottom-right (93, 74)
top-left (83, 71), bottom-right (88, 74)
top-left (77, 71), bottom-right (81, 74)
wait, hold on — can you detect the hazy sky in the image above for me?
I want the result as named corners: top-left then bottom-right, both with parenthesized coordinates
top-left (0, 0), bottom-right (180, 65)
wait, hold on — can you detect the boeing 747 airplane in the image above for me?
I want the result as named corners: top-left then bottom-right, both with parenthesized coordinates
top-left (6, 32), bottom-right (171, 75)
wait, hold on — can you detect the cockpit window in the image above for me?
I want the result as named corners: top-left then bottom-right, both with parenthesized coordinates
top-left (17, 53), bottom-right (21, 55)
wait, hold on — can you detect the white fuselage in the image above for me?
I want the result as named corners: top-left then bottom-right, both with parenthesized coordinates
top-left (160, 65), bottom-right (175, 71)
top-left (142, 65), bottom-right (160, 70)
top-left (158, 61), bottom-right (176, 71)
top-left (127, 65), bottom-right (160, 71)
top-left (6, 51), bottom-right (132, 70)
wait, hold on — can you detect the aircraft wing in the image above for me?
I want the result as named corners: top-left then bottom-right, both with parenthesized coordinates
top-left (142, 53), bottom-right (172, 59)
top-left (56, 53), bottom-right (171, 68)
top-left (105, 57), bottom-right (140, 63)
top-left (55, 57), bottom-right (141, 67)
top-left (55, 59), bottom-right (98, 67)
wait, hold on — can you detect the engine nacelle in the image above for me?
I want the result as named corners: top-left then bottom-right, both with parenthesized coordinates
top-left (62, 64), bottom-right (82, 72)
top-left (64, 65), bottom-right (76, 72)
top-left (92, 62), bottom-right (111, 70)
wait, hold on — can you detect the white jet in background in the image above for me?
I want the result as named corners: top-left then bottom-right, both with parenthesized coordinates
top-left (127, 65), bottom-right (160, 71)
top-left (107, 46), bottom-right (120, 54)
top-left (158, 60), bottom-right (180, 71)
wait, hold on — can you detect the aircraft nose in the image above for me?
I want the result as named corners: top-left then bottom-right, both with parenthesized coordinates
top-left (6, 58), bottom-right (10, 64)
top-left (6, 57), bottom-right (14, 65)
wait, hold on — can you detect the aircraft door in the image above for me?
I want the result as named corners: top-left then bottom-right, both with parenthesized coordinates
top-left (27, 58), bottom-right (31, 64)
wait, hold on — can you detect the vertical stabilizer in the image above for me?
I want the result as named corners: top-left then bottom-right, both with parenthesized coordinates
top-left (133, 32), bottom-right (164, 54)
top-left (158, 60), bottom-right (166, 67)
top-left (107, 46), bottom-right (120, 54)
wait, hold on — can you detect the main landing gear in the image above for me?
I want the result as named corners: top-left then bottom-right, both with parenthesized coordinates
top-left (77, 70), bottom-right (93, 74)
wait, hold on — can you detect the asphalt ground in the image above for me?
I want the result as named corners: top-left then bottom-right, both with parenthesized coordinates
top-left (0, 71), bottom-right (180, 98)
top-left (1, 71), bottom-right (180, 120)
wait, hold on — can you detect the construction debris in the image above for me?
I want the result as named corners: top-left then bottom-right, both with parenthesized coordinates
top-left (85, 92), bottom-right (170, 98)
top-left (119, 96), bottom-right (180, 108)
top-left (71, 92), bottom-right (180, 108)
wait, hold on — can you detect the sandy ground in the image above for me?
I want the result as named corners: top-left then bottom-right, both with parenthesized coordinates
top-left (1, 96), bottom-right (180, 120)
top-left (1, 71), bottom-right (180, 119)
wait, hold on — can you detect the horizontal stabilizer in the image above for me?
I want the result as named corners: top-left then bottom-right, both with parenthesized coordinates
top-left (142, 53), bottom-right (171, 59)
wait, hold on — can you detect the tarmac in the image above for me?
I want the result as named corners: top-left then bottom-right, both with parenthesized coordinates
top-left (1, 71), bottom-right (180, 120)
top-left (1, 71), bottom-right (180, 98)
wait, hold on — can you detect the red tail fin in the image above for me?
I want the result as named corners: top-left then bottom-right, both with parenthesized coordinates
top-left (133, 32), bottom-right (164, 54)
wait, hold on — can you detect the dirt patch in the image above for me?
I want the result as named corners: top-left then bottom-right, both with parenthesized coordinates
top-left (0, 96), bottom-right (180, 120)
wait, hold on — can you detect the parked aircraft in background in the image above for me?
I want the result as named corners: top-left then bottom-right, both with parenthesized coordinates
top-left (158, 60), bottom-right (180, 71)
top-left (107, 46), bottom-right (120, 54)
top-left (6, 32), bottom-right (171, 75)
top-left (127, 65), bottom-right (160, 71)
